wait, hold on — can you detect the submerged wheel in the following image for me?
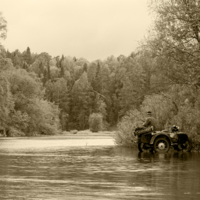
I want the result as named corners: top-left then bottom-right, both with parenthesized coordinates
top-left (138, 143), bottom-right (151, 152)
top-left (153, 137), bottom-right (170, 153)
top-left (178, 140), bottom-right (192, 152)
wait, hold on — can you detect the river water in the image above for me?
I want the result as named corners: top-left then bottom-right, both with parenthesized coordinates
top-left (0, 136), bottom-right (200, 200)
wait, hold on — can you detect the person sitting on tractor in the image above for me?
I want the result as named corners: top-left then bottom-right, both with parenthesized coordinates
top-left (136, 111), bottom-right (158, 136)
top-left (143, 111), bottom-right (158, 131)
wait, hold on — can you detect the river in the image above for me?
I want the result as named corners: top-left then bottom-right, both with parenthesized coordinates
top-left (0, 136), bottom-right (200, 200)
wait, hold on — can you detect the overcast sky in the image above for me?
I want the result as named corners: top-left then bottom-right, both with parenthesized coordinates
top-left (1, 0), bottom-right (152, 61)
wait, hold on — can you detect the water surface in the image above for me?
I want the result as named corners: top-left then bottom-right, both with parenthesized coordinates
top-left (0, 137), bottom-right (200, 200)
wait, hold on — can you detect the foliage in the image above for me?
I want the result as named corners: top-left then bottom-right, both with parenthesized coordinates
top-left (0, 56), bottom-right (60, 136)
top-left (45, 78), bottom-right (70, 130)
top-left (148, 0), bottom-right (200, 85)
top-left (88, 113), bottom-right (103, 132)
top-left (45, 78), bottom-right (69, 105)
top-left (141, 93), bottom-right (176, 130)
top-left (8, 110), bottom-right (30, 133)
top-left (168, 85), bottom-right (200, 143)
top-left (22, 47), bottom-right (32, 65)
top-left (7, 127), bottom-right (25, 137)
top-left (115, 109), bottom-right (144, 147)
top-left (0, 72), bottom-right (14, 128)
top-left (70, 72), bottom-right (94, 130)
top-left (117, 56), bottom-right (146, 116)
top-left (0, 56), bottom-right (14, 71)
top-left (0, 12), bottom-right (7, 40)
top-left (25, 98), bottom-right (60, 136)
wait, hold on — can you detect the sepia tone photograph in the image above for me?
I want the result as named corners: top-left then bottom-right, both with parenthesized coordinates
top-left (0, 0), bottom-right (200, 199)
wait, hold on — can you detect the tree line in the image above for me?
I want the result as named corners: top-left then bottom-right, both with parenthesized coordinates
top-left (1, 46), bottom-right (155, 135)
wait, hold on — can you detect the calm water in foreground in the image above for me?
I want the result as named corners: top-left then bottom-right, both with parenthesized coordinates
top-left (0, 136), bottom-right (200, 200)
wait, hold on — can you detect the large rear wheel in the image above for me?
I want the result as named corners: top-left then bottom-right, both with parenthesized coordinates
top-left (153, 137), bottom-right (170, 153)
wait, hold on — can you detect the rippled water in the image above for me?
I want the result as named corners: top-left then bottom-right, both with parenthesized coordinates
top-left (0, 137), bottom-right (200, 200)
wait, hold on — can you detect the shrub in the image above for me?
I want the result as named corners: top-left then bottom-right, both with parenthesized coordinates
top-left (114, 109), bottom-right (144, 147)
top-left (88, 113), bottom-right (103, 132)
top-left (171, 106), bottom-right (200, 144)
top-left (7, 127), bottom-right (25, 137)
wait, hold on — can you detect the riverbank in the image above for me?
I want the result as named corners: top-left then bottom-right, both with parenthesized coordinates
top-left (0, 130), bottom-right (116, 140)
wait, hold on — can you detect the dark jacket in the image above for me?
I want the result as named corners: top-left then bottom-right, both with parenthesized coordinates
top-left (143, 117), bottom-right (158, 131)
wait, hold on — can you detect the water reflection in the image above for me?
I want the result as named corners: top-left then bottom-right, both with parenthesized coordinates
top-left (138, 151), bottom-right (193, 161)
top-left (0, 138), bottom-right (200, 200)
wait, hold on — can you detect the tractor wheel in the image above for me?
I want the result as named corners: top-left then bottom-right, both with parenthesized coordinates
top-left (153, 137), bottom-right (170, 153)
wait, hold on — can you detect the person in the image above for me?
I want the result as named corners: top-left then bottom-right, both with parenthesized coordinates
top-left (135, 111), bottom-right (158, 136)
top-left (143, 111), bottom-right (158, 132)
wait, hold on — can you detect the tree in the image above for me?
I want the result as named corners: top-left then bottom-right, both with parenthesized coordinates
top-left (6, 68), bottom-right (60, 136)
top-left (30, 52), bottom-right (51, 84)
top-left (148, 0), bottom-right (200, 85)
top-left (89, 113), bottom-right (103, 132)
top-left (0, 56), bottom-right (14, 71)
top-left (8, 69), bottom-right (42, 111)
top-left (0, 72), bottom-right (14, 129)
top-left (22, 47), bottom-right (32, 65)
top-left (11, 50), bottom-right (23, 67)
top-left (45, 78), bottom-right (70, 130)
top-left (25, 98), bottom-right (60, 136)
top-left (91, 62), bottom-right (102, 93)
top-left (56, 55), bottom-right (65, 77)
top-left (70, 72), bottom-right (94, 130)
top-left (117, 56), bottom-right (146, 115)
top-left (0, 12), bottom-right (7, 41)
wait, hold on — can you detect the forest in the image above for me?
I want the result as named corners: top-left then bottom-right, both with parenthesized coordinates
top-left (0, 0), bottom-right (200, 145)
